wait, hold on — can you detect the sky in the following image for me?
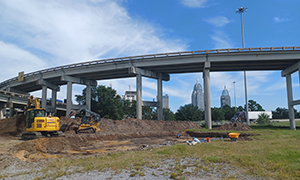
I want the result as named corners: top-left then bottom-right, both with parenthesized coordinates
top-left (0, 0), bottom-right (300, 112)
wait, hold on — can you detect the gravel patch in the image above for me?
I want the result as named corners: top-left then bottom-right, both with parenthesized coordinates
top-left (0, 155), bottom-right (264, 180)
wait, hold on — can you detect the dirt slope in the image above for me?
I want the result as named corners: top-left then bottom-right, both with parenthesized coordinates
top-left (0, 116), bottom-right (200, 155)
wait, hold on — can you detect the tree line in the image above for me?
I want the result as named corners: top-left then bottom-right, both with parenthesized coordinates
top-left (75, 85), bottom-right (299, 121)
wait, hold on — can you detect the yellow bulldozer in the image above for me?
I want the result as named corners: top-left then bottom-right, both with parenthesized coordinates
top-left (69, 108), bottom-right (101, 133)
top-left (21, 95), bottom-right (65, 139)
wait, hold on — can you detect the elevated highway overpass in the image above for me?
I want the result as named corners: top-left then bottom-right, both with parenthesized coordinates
top-left (1, 46), bottom-right (300, 129)
top-left (0, 90), bottom-right (67, 119)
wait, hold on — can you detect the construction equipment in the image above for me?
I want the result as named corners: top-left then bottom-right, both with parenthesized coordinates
top-left (70, 108), bottom-right (101, 133)
top-left (21, 95), bottom-right (64, 139)
top-left (228, 132), bottom-right (240, 141)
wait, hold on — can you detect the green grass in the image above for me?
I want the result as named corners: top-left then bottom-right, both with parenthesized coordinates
top-left (34, 126), bottom-right (300, 180)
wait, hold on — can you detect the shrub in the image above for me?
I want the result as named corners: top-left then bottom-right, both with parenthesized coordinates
top-left (257, 113), bottom-right (270, 125)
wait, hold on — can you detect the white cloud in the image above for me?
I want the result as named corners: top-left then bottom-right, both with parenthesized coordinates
top-left (0, 41), bottom-right (48, 81)
top-left (210, 30), bottom-right (234, 49)
top-left (181, 0), bottom-right (208, 8)
top-left (204, 16), bottom-right (233, 27)
top-left (273, 17), bottom-right (290, 23)
top-left (0, 0), bottom-right (187, 70)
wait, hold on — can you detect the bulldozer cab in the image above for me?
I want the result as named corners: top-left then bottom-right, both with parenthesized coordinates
top-left (26, 109), bottom-right (46, 128)
top-left (81, 115), bottom-right (92, 124)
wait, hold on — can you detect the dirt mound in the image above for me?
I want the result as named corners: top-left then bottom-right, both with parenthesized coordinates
top-left (11, 136), bottom-right (92, 154)
top-left (16, 114), bottom-right (26, 135)
top-left (0, 117), bottom-right (18, 136)
top-left (59, 116), bottom-right (81, 132)
top-left (0, 114), bottom-right (27, 136)
top-left (60, 117), bottom-right (202, 136)
top-left (213, 122), bottom-right (252, 131)
top-left (10, 118), bottom-right (201, 154)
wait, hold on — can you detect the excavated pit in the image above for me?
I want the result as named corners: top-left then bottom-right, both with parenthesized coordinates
top-left (0, 116), bottom-right (200, 160)
top-left (0, 117), bottom-right (257, 161)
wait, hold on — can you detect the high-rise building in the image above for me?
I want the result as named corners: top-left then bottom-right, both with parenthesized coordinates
top-left (121, 85), bottom-right (136, 102)
top-left (162, 94), bottom-right (169, 109)
top-left (191, 79), bottom-right (204, 111)
top-left (220, 86), bottom-right (231, 107)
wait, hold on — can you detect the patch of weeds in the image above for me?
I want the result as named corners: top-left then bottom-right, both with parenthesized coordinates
top-left (53, 170), bottom-right (68, 179)
top-left (33, 177), bottom-right (44, 180)
top-left (170, 172), bottom-right (177, 179)
top-left (152, 171), bottom-right (158, 176)
top-left (129, 171), bottom-right (139, 177)
top-left (204, 155), bottom-right (222, 163)
top-left (133, 165), bottom-right (143, 171)
top-left (129, 170), bottom-right (145, 177)
top-left (148, 163), bottom-right (159, 168)
top-left (133, 159), bottom-right (146, 166)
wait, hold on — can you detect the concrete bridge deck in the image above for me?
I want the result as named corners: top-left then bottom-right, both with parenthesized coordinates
top-left (1, 46), bottom-right (299, 129)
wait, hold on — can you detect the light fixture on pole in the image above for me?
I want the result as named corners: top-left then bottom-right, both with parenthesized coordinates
top-left (233, 81), bottom-right (237, 111)
top-left (236, 7), bottom-right (249, 125)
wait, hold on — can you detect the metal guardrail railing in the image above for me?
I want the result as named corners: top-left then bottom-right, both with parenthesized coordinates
top-left (0, 90), bottom-right (66, 106)
top-left (1, 46), bottom-right (299, 86)
top-left (0, 90), bottom-right (30, 98)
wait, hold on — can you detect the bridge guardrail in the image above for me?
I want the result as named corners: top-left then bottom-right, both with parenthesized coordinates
top-left (0, 90), bottom-right (30, 98)
top-left (1, 46), bottom-right (299, 86)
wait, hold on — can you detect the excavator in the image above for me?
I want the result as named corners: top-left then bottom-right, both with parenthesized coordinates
top-left (69, 108), bottom-right (101, 133)
top-left (21, 95), bottom-right (65, 139)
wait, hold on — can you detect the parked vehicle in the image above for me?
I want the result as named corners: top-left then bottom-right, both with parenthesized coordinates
top-left (231, 111), bottom-right (272, 123)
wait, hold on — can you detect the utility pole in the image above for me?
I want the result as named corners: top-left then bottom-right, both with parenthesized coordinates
top-left (233, 81), bottom-right (237, 111)
top-left (236, 7), bottom-right (249, 125)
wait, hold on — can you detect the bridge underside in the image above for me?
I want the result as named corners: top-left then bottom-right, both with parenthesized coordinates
top-left (0, 47), bottom-right (299, 129)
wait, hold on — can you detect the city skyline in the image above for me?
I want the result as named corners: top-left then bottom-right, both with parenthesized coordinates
top-left (0, 0), bottom-right (299, 112)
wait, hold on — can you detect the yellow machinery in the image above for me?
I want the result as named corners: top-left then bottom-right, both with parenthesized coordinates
top-left (21, 95), bottom-right (64, 139)
top-left (70, 108), bottom-right (101, 133)
top-left (228, 133), bottom-right (240, 141)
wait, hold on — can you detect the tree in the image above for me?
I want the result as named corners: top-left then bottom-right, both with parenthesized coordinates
top-left (211, 107), bottom-right (225, 121)
top-left (142, 106), bottom-right (155, 120)
top-left (175, 104), bottom-right (204, 121)
top-left (272, 107), bottom-right (289, 119)
top-left (222, 105), bottom-right (236, 120)
top-left (247, 100), bottom-right (265, 111)
top-left (122, 100), bottom-right (136, 118)
top-left (75, 85), bottom-right (124, 120)
top-left (237, 106), bottom-right (244, 112)
top-left (272, 107), bottom-right (300, 119)
top-left (163, 108), bottom-right (176, 121)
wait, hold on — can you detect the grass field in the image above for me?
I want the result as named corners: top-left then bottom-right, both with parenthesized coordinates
top-left (37, 123), bottom-right (300, 180)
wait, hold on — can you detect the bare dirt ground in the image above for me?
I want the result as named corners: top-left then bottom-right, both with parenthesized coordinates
top-left (0, 116), bottom-right (199, 161)
top-left (0, 117), bottom-right (257, 179)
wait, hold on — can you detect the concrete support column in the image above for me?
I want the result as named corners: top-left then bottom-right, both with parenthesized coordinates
top-left (136, 74), bottom-right (142, 119)
top-left (42, 85), bottom-right (47, 109)
top-left (86, 85), bottom-right (91, 115)
top-left (66, 81), bottom-right (73, 116)
top-left (7, 101), bottom-right (13, 118)
top-left (286, 73), bottom-right (296, 130)
top-left (157, 74), bottom-right (163, 120)
top-left (203, 61), bottom-right (212, 129)
top-left (51, 89), bottom-right (57, 115)
top-left (0, 107), bottom-right (4, 119)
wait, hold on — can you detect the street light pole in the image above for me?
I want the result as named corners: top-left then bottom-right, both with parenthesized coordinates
top-left (233, 81), bottom-right (237, 111)
top-left (236, 7), bottom-right (249, 125)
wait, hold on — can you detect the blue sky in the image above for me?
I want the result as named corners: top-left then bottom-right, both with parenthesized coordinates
top-left (0, 0), bottom-right (299, 112)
